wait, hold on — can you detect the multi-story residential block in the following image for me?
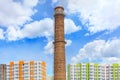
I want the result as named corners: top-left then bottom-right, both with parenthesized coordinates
top-left (68, 63), bottom-right (120, 80)
top-left (0, 64), bottom-right (6, 80)
top-left (6, 61), bottom-right (46, 80)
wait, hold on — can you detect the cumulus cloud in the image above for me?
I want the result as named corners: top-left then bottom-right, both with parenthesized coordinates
top-left (21, 18), bottom-right (53, 39)
top-left (65, 19), bottom-right (80, 34)
top-left (0, 0), bottom-right (39, 27)
top-left (0, 0), bottom-right (81, 57)
top-left (44, 39), bottom-right (72, 54)
top-left (0, 0), bottom-right (41, 41)
top-left (44, 40), bottom-right (53, 54)
top-left (3, 18), bottom-right (80, 41)
top-left (24, 18), bottom-right (80, 38)
top-left (65, 39), bottom-right (72, 46)
top-left (41, 18), bottom-right (78, 54)
top-left (4, 18), bottom-right (53, 41)
top-left (67, 0), bottom-right (120, 33)
top-left (0, 0), bottom-right (81, 41)
top-left (6, 27), bottom-right (22, 41)
top-left (0, 28), bottom-right (4, 39)
top-left (11, 18), bottom-right (77, 54)
top-left (71, 38), bottom-right (120, 63)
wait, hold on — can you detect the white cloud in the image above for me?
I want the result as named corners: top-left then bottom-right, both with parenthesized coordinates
top-left (44, 40), bottom-right (53, 54)
top-left (44, 39), bottom-right (72, 54)
top-left (22, 18), bottom-right (80, 39)
top-left (0, 0), bottom-right (39, 27)
top-left (40, 18), bottom-right (77, 54)
top-left (0, 28), bottom-right (4, 39)
top-left (65, 39), bottom-right (72, 46)
top-left (67, 0), bottom-right (120, 33)
top-left (4, 17), bottom-right (77, 53)
top-left (21, 18), bottom-right (53, 39)
top-left (0, 0), bottom-right (80, 58)
top-left (0, 0), bottom-right (80, 41)
top-left (4, 18), bottom-right (53, 41)
top-left (4, 18), bottom-right (80, 41)
top-left (71, 38), bottom-right (120, 63)
top-left (0, 0), bottom-right (41, 41)
top-left (21, 18), bottom-right (80, 39)
top-left (4, 17), bottom-right (78, 56)
top-left (65, 19), bottom-right (80, 34)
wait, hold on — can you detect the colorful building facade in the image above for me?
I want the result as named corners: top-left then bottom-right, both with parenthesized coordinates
top-left (68, 63), bottom-right (120, 80)
top-left (6, 61), bottom-right (46, 80)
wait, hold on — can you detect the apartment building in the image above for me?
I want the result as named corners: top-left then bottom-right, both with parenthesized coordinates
top-left (6, 61), bottom-right (46, 80)
top-left (0, 64), bottom-right (6, 80)
top-left (68, 63), bottom-right (120, 80)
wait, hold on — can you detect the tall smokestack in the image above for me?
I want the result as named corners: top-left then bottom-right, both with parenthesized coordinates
top-left (53, 6), bottom-right (66, 80)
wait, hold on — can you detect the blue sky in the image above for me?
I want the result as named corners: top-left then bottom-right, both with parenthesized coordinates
top-left (0, 0), bottom-right (120, 76)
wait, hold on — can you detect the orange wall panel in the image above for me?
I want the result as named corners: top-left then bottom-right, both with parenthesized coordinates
top-left (10, 62), bottom-right (14, 80)
top-left (42, 62), bottom-right (46, 80)
top-left (19, 61), bottom-right (24, 80)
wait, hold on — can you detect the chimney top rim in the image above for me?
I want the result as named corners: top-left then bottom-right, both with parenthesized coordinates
top-left (54, 6), bottom-right (64, 10)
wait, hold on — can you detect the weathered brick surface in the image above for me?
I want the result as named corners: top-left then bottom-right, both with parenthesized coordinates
top-left (54, 6), bottom-right (66, 80)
